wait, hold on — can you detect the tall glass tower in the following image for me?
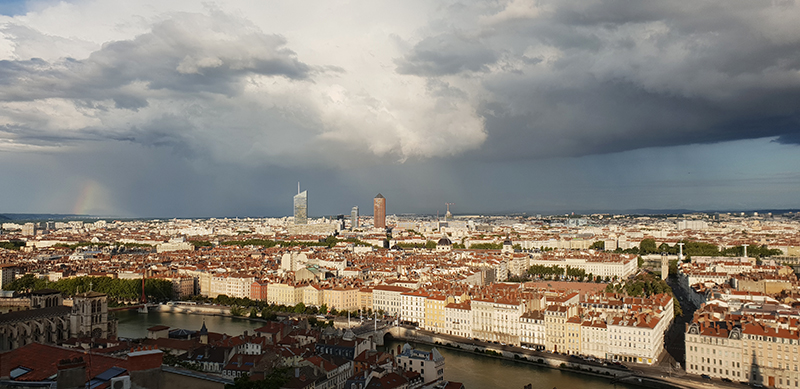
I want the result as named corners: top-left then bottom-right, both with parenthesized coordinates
top-left (294, 190), bottom-right (308, 225)
top-left (351, 206), bottom-right (359, 230)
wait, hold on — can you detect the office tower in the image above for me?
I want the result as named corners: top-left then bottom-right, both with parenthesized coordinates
top-left (294, 186), bottom-right (308, 225)
top-left (351, 206), bottom-right (359, 230)
top-left (374, 193), bottom-right (386, 229)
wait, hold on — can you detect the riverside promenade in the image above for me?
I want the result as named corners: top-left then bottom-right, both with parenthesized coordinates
top-left (355, 323), bottom-right (742, 389)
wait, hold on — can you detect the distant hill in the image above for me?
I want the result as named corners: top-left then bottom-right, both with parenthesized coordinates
top-left (0, 213), bottom-right (93, 221)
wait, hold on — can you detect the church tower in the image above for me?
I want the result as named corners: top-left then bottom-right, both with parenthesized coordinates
top-left (70, 291), bottom-right (116, 339)
top-left (199, 321), bottom-right (209, 344)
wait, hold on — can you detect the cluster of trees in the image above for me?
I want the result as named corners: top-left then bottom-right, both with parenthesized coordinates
top-left (3, 274), bottom-right (174, 303)
top-left (527, 264), bottom-right (565, 276)
top-left (526, 265), bottom-right (607, 282)
top-left (604, 272), bottom-right (683, 317)
top-left (395, 241), bottom-right (436, 249)
top-left (219, 236), bottom-right (374, 250)
top-left (189, 294), bottom-right (360, 325)
top-left (614, 239), bottom-right (782, 259)
top-left (469, 243), bottom-right (503, 250)
top-left (52, 241), bottom-right (109, 249)
top-left (0, 241), bottom-right (24, 250)
top-left (117, 242), bottom-right (153, 248)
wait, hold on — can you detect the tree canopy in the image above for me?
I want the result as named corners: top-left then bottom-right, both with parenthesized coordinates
top-left (3, 274), bottom-right (173, 302)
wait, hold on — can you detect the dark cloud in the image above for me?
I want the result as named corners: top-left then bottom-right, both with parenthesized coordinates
top-left (0, 0), bottom-right (799, 217)
top-left (0, 14), bottom-right (310, 103)
top-left (396, 33), bottom-right (498, 76)
top-left (411, 0), bottom-right (800, 159)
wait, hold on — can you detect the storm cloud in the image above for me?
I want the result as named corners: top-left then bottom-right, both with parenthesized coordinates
top-left (0, 0), bottom-right (798, 216)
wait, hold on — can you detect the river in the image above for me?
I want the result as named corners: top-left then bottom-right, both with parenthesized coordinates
top-left (117, 310), bottom-right (635, 389)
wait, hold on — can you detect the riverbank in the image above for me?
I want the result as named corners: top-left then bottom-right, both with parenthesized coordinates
top-left (385, 327), bottom-right (725, 389)
top-left (116, 308), bottom-right (724, 389)
top-left (152, 303), bottom-right (231, 316)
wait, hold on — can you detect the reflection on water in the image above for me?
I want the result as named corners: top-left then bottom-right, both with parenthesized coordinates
top-left (116, 311), bottom-right (635, 389)
top-left (115, 309), bottom-right (264, 339)
top-left (382, 340), bottom-right (636, 389)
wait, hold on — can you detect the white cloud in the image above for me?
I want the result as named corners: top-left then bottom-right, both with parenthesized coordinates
top-left (0, 0), bottom-right (799, 169)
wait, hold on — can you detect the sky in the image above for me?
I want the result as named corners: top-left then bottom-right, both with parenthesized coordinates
top-left (0, 0), bottom-right (799, 218)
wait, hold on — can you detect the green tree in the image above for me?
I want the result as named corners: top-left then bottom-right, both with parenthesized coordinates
top-left (319, 304), bottom-right (328, 314)
top-left (590, 241), bottom-right (605, 250)
top-left (469, 243), bottom-right (503, 250)
top-left (0, 241), bottom-right (24, 251)
top-left (4, 273), bottom-right (48, 291)
top-left (639, 239), bottom-right (657, 254)
top-left (293, 302), bottom-right (306, 314)
top-left (230, 306), bottom-right (244, 316)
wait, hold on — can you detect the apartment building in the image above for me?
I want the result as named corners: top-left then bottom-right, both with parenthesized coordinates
top-left (372, 285), bottom-right (410, 317)
top-left (302, 284), bottom-right (324, 307)
top-left (520, 310), bottom-right (545, 350)
top-left (444, 301), bottom-right (472, 339)
top-left (581, 320), bottom-right (608, 359)
top-left (324, 287), bottom-right (359, 312)
top-left (685, 321), bottom-right (744, 382)
top-left (424, 294), bottom-right (451, 333)
top-left (358, 288), bottom-right (373, 311)
top-left (267, 283), bottom-right (302, 306)
top-left (565, 316), bottom-right (582, 355)
top-left (741, 323), bottom-right (800, 388)
top-left (209, 275), bottom-right (254, 299)
top-left (607, 313), bottom-right (663, 364)
top-left (396, 344), bottom-right (444, 386)
top-left (251, 281), bottom-right (269, 301)
top-left (544, 305), bottom-right (571, 353)
top-left (401, 290), bottom-right (429, 327)
top-left (167, 276), bottom-right (194, 299)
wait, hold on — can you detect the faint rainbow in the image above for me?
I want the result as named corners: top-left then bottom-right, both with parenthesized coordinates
top-left (72, 181), bottom-right (102, 215)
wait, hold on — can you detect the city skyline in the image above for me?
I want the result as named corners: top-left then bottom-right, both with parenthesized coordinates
top-left (1, 1), bottom-right (799, 218)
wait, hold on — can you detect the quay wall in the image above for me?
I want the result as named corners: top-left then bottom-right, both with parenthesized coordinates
top-left (151, 304), bottom-right (231, 316)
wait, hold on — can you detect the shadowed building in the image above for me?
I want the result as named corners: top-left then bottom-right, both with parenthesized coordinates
top-left (0, 289), bottom-right (117, 351)
top-left (373, 194), bottom-right (386, 229)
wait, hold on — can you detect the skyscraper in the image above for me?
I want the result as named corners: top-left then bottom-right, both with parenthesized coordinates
top-left (351, 206), bottom-right (359, 230)
top-left (374, 193), bottom-right (386, 229)
top-left (294, 186), bottom-right (308, 225)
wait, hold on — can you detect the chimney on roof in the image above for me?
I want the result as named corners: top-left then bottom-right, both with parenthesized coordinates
top-left (57, 357), bottom-right (86, 389)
